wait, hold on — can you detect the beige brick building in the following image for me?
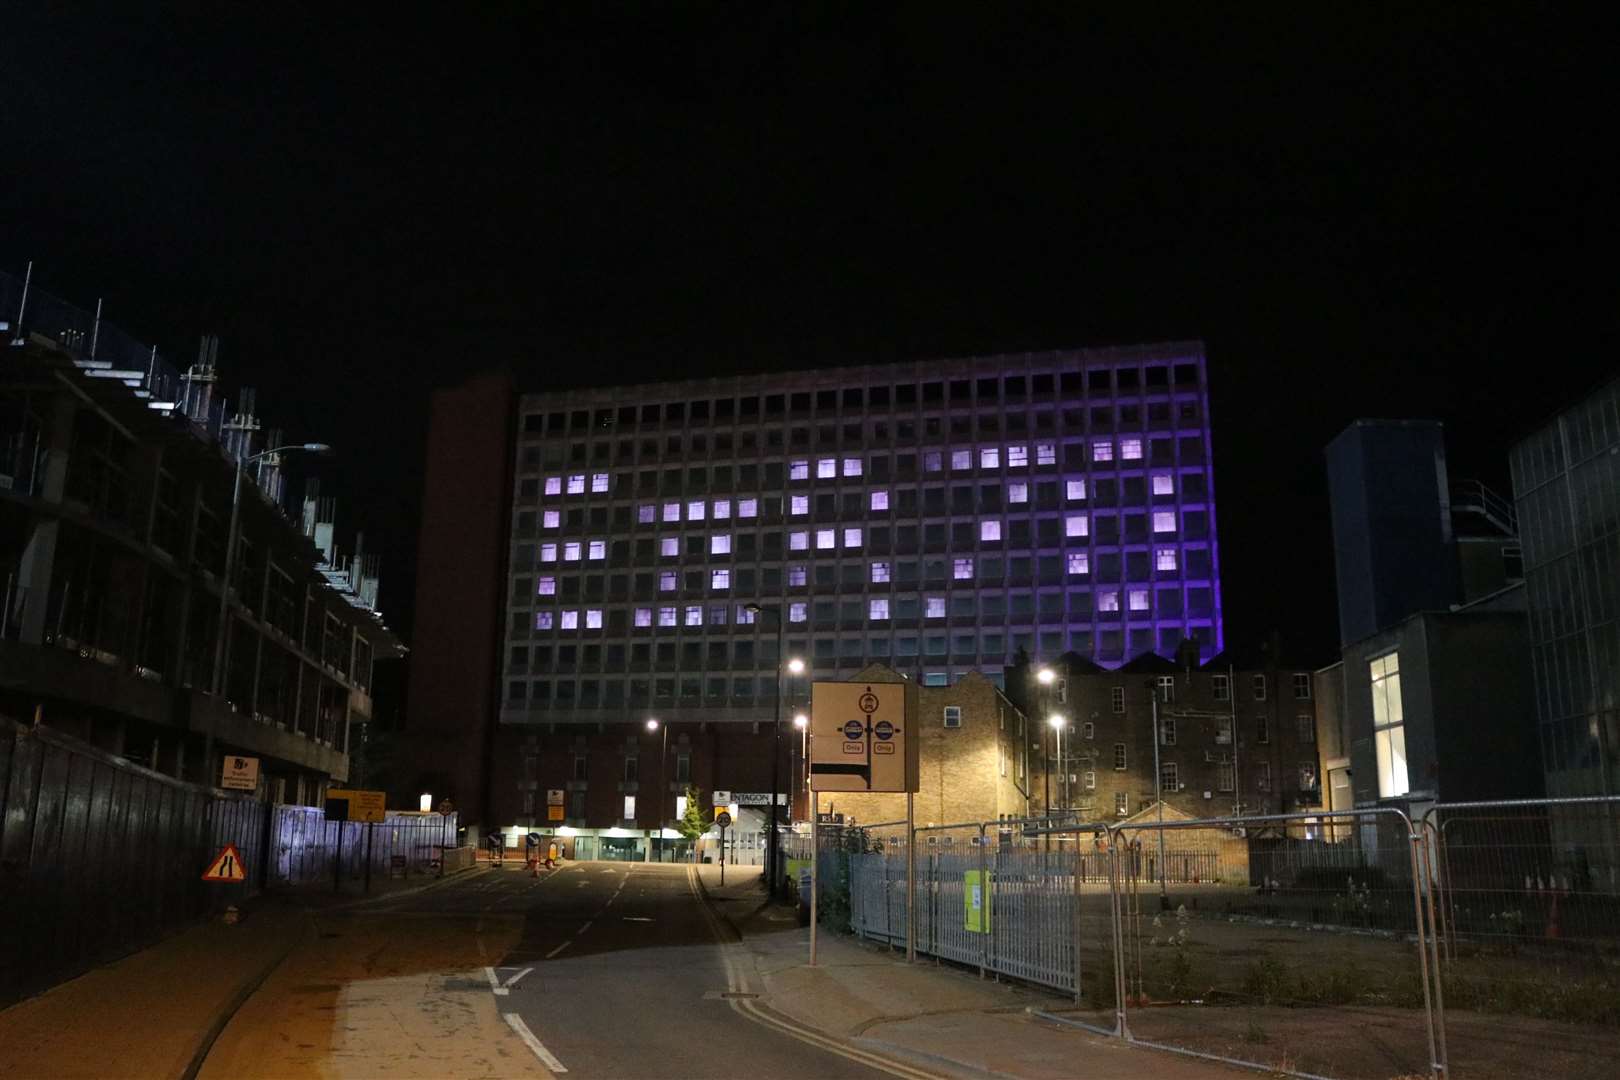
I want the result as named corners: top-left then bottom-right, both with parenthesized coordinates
top-left (810, 665), bottom-right (1034, 828)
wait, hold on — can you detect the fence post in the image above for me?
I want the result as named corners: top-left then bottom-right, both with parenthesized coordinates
top-left (1401, 813), bottom-right (1445, 1080)
top-left (1107, 827), bottom-right (1128, 1038)
top-left (977, 823), bottom-right (988, 979)
top-left (1415, 819), bottom-right (1449, 1077)
top-left (1071, 824), bottom-right (1083, 1004)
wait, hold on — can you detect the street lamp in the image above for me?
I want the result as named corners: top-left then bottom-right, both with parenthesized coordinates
top-left (792, 712), bottom-right (809, 820)
top-left (212, 441), bottom-right (331, 697)
top-left (1035, 667), bottom-right (1055, 822)
top-left (744, 602), bottom-right (792, 898)
top-left (646, 718), bottom-right (667, 862)
top-left (1048, 713), bottom-right (1066, 819)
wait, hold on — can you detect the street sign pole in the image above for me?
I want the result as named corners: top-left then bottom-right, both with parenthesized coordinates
top-left (333, 819), bottom-right (343, 894)
top-left (906, 790), bottom-right (916, 963)
top-left (810, 792), bottom-right (819, 967)
top-left (364, 820), bottom-right (375, 895)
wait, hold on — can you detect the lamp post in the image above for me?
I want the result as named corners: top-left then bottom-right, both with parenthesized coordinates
top-left (1048, 713), bottom-right (1066, 820)
top-left (646, 718), bottom-right (667, 862)
top-left (745, 603), bottom-right (795, 898)
top-left (1148, 682), bottom-right (1169, 909)
top-left (793, 712), bottom-right (809, 820)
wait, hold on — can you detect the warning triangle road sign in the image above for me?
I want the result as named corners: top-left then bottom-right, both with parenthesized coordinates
top-left (203, 843), bottom-right (247, 883)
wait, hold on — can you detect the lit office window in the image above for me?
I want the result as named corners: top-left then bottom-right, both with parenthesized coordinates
top-left (638, 505), bottom-right (656, 523)
top-left (738, 498), bottom-right (758, 518)
top-left (980, 520), bottom-right (1002, 541)
top-left (871, 561), bottom-right (891, 583)
top-left (535, 612), bottom-right (554, 630)
top-left (1036, 442), bottom-right (1056, 465)
top-left (585, 609), bottom-right (603, 629)
top-left (567, 475), bottom-right (585, 494)
top-left (1156, 548), bottom-right (1177, 571)
top-left (870, 490), bottom-right (889, 511)
top-left (1066, 515), bottom-right (1089, 538)
top-left (544, 476), bottom-right (562, 495)
top-left (537, 576), bottom-right (556, 595)
top-left (1153, 474), bottom-right (1175, 496)
top-left (1066, 479), bottom-right (1086, 501)
top-left (790, 460), bottom-right (810, 480)
top-left (659, 571), bottom-right (677, 591)
top-left (736, 605), bottom-right (756, 625)
top-left (791, 494), bottom-right (809, 515)
top-left (543, 510), bottom-right (560, 529)
top-left (817, 458), bottom-right (837, 479)
top-left (1067, 552), bottom-right (1089, 575)
top-left (816, 529), bottom-right (836, 550)
top-left (687, 500), bottom-right (706, 521)
top-left (843, 527), bottom-right (862, 548)
top-left (713, 498), bottom-right (731, 519)
top-left (1098, 591), bottom-right (1120, 612)
top-left (980, 447), bottom-right (1000, 469)
top-left (790, 531), bottom-right (809, 551)
top-left (1008, 482), bottom-right (1028, 504)
top-left (843, 457), bottom-right (862, 476)
top-left (711, 569), bottom-right (730, 590)
top-left (953, 558), bottom-right (974, 580)
top-left (788, 565), bottom-right (807, 586)
top-left (951, 449), bottom-right (972, 470)
top-left (1008, 445), bottom-right (1028, 468)
top-left (711, 534), bottom-right (732, 554)
top-left (634, 608), bottom-right (653, 627)
top-left (924, 451), bottom-right (943, 472)
top-left (1371, 652), bottom-right (1408, 797)
top-left (588, 540), bottom-right (605, 559)
top-left (540, 543), bottom-right (557, 562)
top-left (663, 502), bottom-right (680, 522)
top-left (560, 610), bottom-right (579, 630)
top-left (658, 607), bottom-right (678, 627)
top-left (1092, 441), bottom-right (1113, 463)
top-left (685, 606), bottom-right (703, 626)
top-left (925, 596), bottom-right (946, 618)
top-left (564, 541), bottom-right (582, 561)
top-left (789, 602), bottom-right (808, 623)
top-left (869, 598), bottom-right (890, 621)
top-left (591, 473), bottom-right (610, 493)
top-left (1120, 438), bottom-right (1143, 460)
top-left (1128, 589), bottom-right (1149, 612)
top-left (661, 537), bottom-right (679, 557)
top-left (1153, 511), bottom-right (1176, 533)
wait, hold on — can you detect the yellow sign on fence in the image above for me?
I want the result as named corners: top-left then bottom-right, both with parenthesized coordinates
top-left (325, 788), bottom-right (386, 823)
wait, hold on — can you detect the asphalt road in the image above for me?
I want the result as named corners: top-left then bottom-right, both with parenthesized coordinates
top-left (353, 861), bottom-right (895, 1079)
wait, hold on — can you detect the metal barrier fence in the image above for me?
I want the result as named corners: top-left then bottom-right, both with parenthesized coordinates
top-left (271, 806), bottom-right (457, 886)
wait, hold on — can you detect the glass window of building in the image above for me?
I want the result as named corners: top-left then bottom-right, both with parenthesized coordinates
top-left (540, 543), bottom-right (557, 561)
top-left (790, 531), bottom-right (808, 551)
top-left (925, 596), bottom-right (946, 618)
top-left (790, 460), bottom-right (809, 480)
top-left (843, 457), bottom-right (862, 476)
top-left (638, 505), bottom-right (656, 523)
top-left (953, 557), bottom-right (973, 580)
top-left (788, 565), bottom-right (807, 586)
top-left (536, 612), bottom-right (554, 630)
top-left (1066, 479), bottom-right (1086, 501)
top-left (1128, 589), bottom-right (1149, 611)
top-left (567, 474), bottom-right (585, 494)
top-left (1067, 552), bottom-right (1089, 575)
top-left (1152, 511), bottom-right (1176, 533)
top-left (661, 537), bottom-right (679, 557)
top-left (1066, 515), bottom-right (1089, 538)
top-left (980, 447), bottom-right (1000, 469)
top-left (537, 576), bottom-right (556, 595)
top-left (816, 529), bottom-right (835, 550)
top-left (871, 561), bottom-right (890, 583)
top-left (592, 473), bottom-right (610, 492)
top-left (634, 608), bottom-right (652, 627)
top-left (662, 502), bottom-right (680, 522)
top-left (711, 534), bottom-right (731, 554)
top-left (789, 602), bottom-right (808, 623)
top-left (1371, 652), bottom-right (1408, 797)
top-left (1092, 441), bottom-right (1113, 463)
top-left (924, 450), bottom-right (943, 471)
top-left (1156, 548), bottom-right (1177, 571)
top-left (711, 569), bottom-right (729, 590)
top-left (1098, 590), bottom-right (1120, 612)
top-left (980, 520), bottom-right (1002, 541)
top-left (738, 498), bottom-right (757, 517)
top-left (585, 609), bottom-right (602, 629)
top-left (659, 571), bottom-right (677, 591)
top-left (869, 598), bottom-right (889, 620)
top-left (545, 476), bottom-right (562, 495)
top-left (1152, 473), bottom-right (1174, 495)
top-left (543, 510), bottom-right (560, 529)
top-left (1008, 445), bottom-right (1028, 468)
top-left (588, 540), bottom-right (606, 559)
top-left (564, 541), bottom-right (582, 561)
top-left (658, 606), bottom-right (677, 626)
top-left (560, 610), bottom-right (579, 630)
top-left (1008, 482), bottom-right (1028, 503)
top-left (683, 606), bottom-right (702, 626)
top-left (1036, 442), bottom-right (1056, 465)
top-left (1120, 438), bottom-right (1143, 460)
top-left (817, 458), bottom-right (837, 478)
top-left (870, 490), bottom-right (889, 511)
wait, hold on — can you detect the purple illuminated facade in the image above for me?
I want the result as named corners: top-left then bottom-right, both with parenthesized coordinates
top-left (501, 343), bottom-right (1222, 725)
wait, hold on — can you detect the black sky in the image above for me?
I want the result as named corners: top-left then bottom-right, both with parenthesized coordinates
top-left (3, 5), bottom-right (1614, 676)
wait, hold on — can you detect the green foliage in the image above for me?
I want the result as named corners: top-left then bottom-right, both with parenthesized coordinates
top-left (676, 784), bottom-right (710, 843)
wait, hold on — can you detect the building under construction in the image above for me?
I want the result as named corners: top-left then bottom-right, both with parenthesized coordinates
top-left (0, 266), bottom-right (403, 803)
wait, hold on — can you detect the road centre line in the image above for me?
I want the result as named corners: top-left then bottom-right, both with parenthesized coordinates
top-left (504, 1012), bottom-right (568, 1073)
top-left (483, 966), bottom-right (508, 996)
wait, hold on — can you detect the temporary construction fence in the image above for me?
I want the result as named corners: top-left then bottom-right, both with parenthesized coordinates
top-left (270, 805), bottom-right (457, 887)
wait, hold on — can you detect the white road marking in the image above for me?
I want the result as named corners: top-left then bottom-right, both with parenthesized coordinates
top-left (502, 966), bottom-right (534, 988)
top-left (545, 940), bottom-right (571, 959)
top-left (580, 920), bottom-right (594, 933)
top-left (483, 966), bottom-right (508, 996)
top-left (621, 916), bottom-right (653, 922)
top-left (504, 1012), bottom-right (568, 1073)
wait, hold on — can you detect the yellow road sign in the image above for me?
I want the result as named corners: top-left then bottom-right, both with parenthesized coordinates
top-left (326, 788), bottom-right (387, 823)
top-left (202, 843), bottom-right (247, 883)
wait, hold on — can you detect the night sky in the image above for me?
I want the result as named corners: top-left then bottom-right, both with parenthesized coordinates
top-left (4, 7), bottom-right (1613, 697)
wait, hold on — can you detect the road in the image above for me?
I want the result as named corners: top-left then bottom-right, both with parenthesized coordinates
top-left (198, 862), bottom-right (906, 1079)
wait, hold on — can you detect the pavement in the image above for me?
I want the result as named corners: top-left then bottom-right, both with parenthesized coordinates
top-left (0, 858), bottom-right (1246, 1079)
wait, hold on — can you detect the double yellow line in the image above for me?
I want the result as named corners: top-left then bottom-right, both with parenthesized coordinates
top-left (684, 867), bottom-right (942, 1080)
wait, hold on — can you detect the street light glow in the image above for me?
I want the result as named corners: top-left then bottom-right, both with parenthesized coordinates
top-left (645, 718), bottom-right (659, 731)
top-left (1048, 713), bottom-right (1065, 729)
top-left (787, 657), bottom-right (805, 674)
top-left (793, 713), bottom-right (809, 729)
top-left (1036, 667), bottom-right (1055, 685)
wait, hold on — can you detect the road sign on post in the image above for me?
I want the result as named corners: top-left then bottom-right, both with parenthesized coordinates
top-left (808, 681), bottom-right (918, 792)
top-left (220, 756), bottom-right (259, 792)
top-left (325, 789), bottom-right (386, 823)
top-left (202, 843), bottom-right (247, 883)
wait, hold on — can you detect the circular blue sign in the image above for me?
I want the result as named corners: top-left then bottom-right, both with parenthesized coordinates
top-left (842, 719), bottom-right (865, 740)
top-left (874, 720), bottom-right (894, 741)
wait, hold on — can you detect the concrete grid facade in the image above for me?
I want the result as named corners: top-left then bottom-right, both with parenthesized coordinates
top-left (499, 343), bottom-right (1223, 726)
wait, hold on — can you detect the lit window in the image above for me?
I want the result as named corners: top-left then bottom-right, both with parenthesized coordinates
top-left (816, 529), bottom-right (836, 550)
top-left (869, 598), bottom-right (890, 620)
top-left (1066, 515), bottom-right (1089, 538)
top-left (843, 527), bottom-right (862, 548)
top-left (1036, 442), bottom-right (1056, 465)
top-left (564, 541), bottom-right (582, 561)
top-left (638, 505), bottom-right (656, 524)
top-left (736, 605), bottom-right (756, 625)
top-left (1092, 441), bottom-right (1113, 463)
top-left (588, 540), bottom-right (605, 560)
top-left (687, 500), bottom-right (705, 521)
top-left (1157, 548), bottom-right (1177, 571)
top-left (1066, 479), bottom-right (1086, 501)
top-left (870, 490), bottom-right (889, 511)
top-left (1128, 589), bottom-right (1149, 612)
top-left (685, 606), bottom-right (703, 627)
top-left (924, 451), bottom-right (943, 472)
top-left (1083, 770), bottom-right (1096, 791)
top-left (789, 602), bottom-right (808, 623)
top-left (634, 608), bottom-right (653, 627)
top-left (1153, 474), bottom-right (1174, 496)
top-left (791, 494), bottom-right (809, 515)
top-left (585, 609), bottom-right (602, 629)
top-left (659, 571), bottom-right (677, 592)
top-left (788, 565), bottom-right (807, 586)
top-left (1098, 591), bottom-right (1120, 612)
top-left (560, 610), bottom-right (579, 630)
top-left (543, 510), bottom-right (560, 529)
top-left (951, 449), bottom-right (972, 470)
top-left (591, 473), bottom-right (609, 492)
top-left (1008, 482), bottom-right (1028, 504)
top-left (567, 475), bottom-right (585, 495)
top-left (980, 447), bottom-right (1000, 469)
top-left (663, 502), bottom-right (680, 522)
top-left (1067, 552), bottom-right (1089, 575)
top-left (871, 561), bottom-right (890, 583)
top-left (843, 457), bottom-right (862, 477)
top-left (544, 476), bottom-right (562, 495)
top-left (1153, 511), bottom-right (1176, 533)
top-left (537, 576), bottom-right (556, 595)
top-left (738, 498), bottom-right (758, 518)
top-left (953, 557), bottom-right (973, 580)
top-left (713, 499), bottom-right (731, 519)
top-left (710, 568), bottom-right (730, 590)
top-left (711, 534), bottom-right (732, 554)
top-left (624, 795), bottom-right (636, 820)
top-left (661, 537), bottom-right (679, 557)
top-left (1371, 652), bottom-right (1408, 797)
top-left (817, 458), bottom-right (837, 479)
top-left (535, 612), bottom-right (554, 630)
top-left (1120, 438), bottom-right (1142, 460)
top-left (980, 520), bottom-right (1002, 541)
top-left (925, 596), bottom-right (946, 618)
top-left (790, 460), bottom-right (810, 480)
top-left (1008, 446), bottom-right (1028, 468)
top-left (790, 531), bottom-right (809, 551)
top-left (540, 543), bottom-right (558, 562)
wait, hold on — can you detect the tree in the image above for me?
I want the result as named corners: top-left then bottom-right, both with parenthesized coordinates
top-left (676, 784), bottom-right (711, 861)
